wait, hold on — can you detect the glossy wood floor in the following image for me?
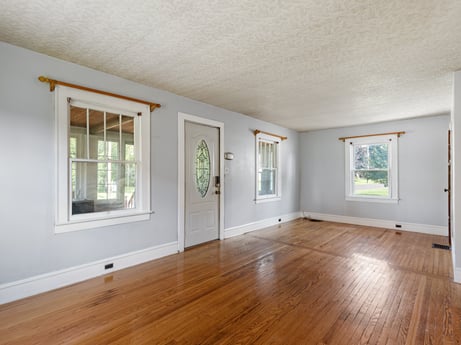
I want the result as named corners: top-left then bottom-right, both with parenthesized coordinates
top-left (1, 219), bottom-right (460, 344)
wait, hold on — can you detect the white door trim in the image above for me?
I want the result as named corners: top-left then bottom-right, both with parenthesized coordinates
top-left (178, 112), bottom-right (224, 252)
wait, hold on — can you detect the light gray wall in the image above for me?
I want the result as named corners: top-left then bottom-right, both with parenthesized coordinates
top-left (0, 42), bottom-right (299, 284)
top-left (300, 115), bottom-right (449, 226)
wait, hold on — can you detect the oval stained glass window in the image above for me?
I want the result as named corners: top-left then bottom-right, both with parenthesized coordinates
top-left (195, 139), bottom-right (211, 197)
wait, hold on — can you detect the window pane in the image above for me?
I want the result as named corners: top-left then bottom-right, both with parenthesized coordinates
top-left (258, 168), bottom-right (276, 196)
top-left (354, 143), bottom-right (388, 169)
top-left (105, 141), bottom-right (120, 160)
top-left (97, 161), bottom-right (121, 200)
top-left (69, 137), bottom-right (77, 159)
top-left (71, 157), bottom-right (77, 199)
top-left (125, 143), bottom-right (135, 161)
top-left (124, 162), bottom-right (136, 208)
top-left (122, 115), bottom-right (134, 146)
top-left (88, 109), bottom-right (105, 160)
top-left (106, 113), bottom-right (120, 136)
top-left (106, 113), bottom-right (120, 159)
top-left (353, 170), bottom-right (389, 197)
top-left (69, 106), bottom-right (87, 158)
top-left (71, 161), bottom-right (136, 215)
top-left (353, 145), bottom-right (368, 169)
top-left (258, 141), bottom-right (276, 169)
top-left (368, 144), bottom-right (388, 169)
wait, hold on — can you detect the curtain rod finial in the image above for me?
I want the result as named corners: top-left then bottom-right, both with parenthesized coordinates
top-left (149, 103), bottom-right (161, 112)
top-left (38, 76), bottom-right (56, 91)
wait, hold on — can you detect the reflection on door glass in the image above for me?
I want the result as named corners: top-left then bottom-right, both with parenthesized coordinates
top-left (195, 139), bottom-right (210, 197)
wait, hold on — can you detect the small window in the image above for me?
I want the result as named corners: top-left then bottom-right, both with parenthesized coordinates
top-left (195, 139), bottom-right (211, 198)
top-left (345, 134), bottom-right (398, 203)
top-left (256, 133), bottom-right (281, 202)
top-left (55, 86), bottom-right (151, 232)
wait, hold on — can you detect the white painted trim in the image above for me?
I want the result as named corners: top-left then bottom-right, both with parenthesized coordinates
top-left (255, 132), bottom-right (282, 202)
top-left (454, 267), bottom-right (461, 284)
top-left (55, 212), bottom-right (151, 233)
top-left (55, 85), bottom-right (151, 231)
top-left (224, 212), bottom-right (302, 238)
top-left (453, 246), bottom-right (457, 279)
top-left (452, 72), bottom-right (460, 285)
top-left (302, 211), bottom-right (448, 236)
top-left (255, 197), bottom-right (282, 204)
top-left (0, 242), bottom-right (178, 305)
top-left (345, 196), bottom-right (399, 204)
top-left (178, 112), bottom-right (225, 252)
top-left (344, 134), bottom-right (399, 203)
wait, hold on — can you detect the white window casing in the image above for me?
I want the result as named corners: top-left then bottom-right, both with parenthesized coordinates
top-left (55, 85), bottom-right (151, 232)
top-left (344, 134), bottom-right (399, 203)
top-left (255, 132), bottom-right (282, 203)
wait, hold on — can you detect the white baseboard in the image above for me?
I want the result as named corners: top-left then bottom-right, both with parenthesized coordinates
top-left (302, 211), bottom-right (448, 237)
top-left (224, 212), bottom-right (302, 238)
top-left (451, 250), bottom-right (461, 284)
top-left (454, 267), bottom-right (461, 284)
top-left (0, 242), bottom-right (178, 305)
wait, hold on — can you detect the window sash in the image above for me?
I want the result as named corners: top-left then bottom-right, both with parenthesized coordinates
top-left (69, 160), bottom-right (137, 216)
top-left (351, 169), bottom-right (390, 197)
top-left (350, 145), bottom-right (392, 199)
top-left (258, 167), bottom-right (278, 197)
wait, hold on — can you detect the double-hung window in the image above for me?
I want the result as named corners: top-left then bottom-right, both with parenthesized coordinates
top-left (345, 134), bottom-right (398, 203)
top-left (256, 132), bottom-right (281, 202)
top-left (55, 86), bottom-right (151, 232)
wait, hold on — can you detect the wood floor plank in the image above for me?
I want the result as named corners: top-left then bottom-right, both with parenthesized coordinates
top-left (0, 219), bottom-right (459, 344)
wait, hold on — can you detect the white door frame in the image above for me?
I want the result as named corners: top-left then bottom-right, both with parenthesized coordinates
top-left (178, 112), bottom-right (224, 252)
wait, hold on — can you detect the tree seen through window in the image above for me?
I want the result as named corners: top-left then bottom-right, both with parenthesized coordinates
top-left (353, 143), bottom-right (389, 197)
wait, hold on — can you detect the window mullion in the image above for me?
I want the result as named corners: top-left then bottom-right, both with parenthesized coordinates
top-left (103, 111), bottom-right (107, 159)
top-left (119, 114), bottom-right (122, 160)
top-left (86, 108), bottom-right (90, 159)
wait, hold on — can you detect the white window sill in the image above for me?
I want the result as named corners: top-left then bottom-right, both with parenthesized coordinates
top-left (346, 196), bottom-right (399, 204)
top-left (255, 197), bottom-right (281, 204)
top-left (55, 211), bottom-right (152, 233)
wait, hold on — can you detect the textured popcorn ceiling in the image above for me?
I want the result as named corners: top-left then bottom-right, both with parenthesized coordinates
top-left (1, 0), bottom-right (461, 131)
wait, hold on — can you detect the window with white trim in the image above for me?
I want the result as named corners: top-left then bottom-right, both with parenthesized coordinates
top-left (256, 133), bottom-right (281, 202)
top-left (345, 134), bottom-right (398, 203)
top-left (55, 85), bottom-right (151, 232)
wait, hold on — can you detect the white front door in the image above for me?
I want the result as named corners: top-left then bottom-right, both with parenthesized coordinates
top-left (185, 121), bottom-right (220, 247)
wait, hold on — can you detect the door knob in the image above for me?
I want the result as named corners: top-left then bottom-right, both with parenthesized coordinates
top-left (444, 188), bottom-right (449, 192)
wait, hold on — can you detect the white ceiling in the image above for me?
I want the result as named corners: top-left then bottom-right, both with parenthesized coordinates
top-left (1, 0), bottom-right (461, 131)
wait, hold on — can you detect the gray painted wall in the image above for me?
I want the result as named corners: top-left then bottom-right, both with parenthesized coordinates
top-left (300, 115), bottom-right (449, 226)
top-left (0, 43), bottom-right (300, 284)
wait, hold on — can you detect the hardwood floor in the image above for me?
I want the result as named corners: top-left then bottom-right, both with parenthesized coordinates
top-left (0, 219), bottom-right (459, 344)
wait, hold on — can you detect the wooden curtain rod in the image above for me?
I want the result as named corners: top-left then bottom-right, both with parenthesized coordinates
top-left (254, 129), bottom-right (287, 141)
top-left (38, 76), bottom-right (161, 112)
top-left (338, 131), bottom-right (405, 142)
